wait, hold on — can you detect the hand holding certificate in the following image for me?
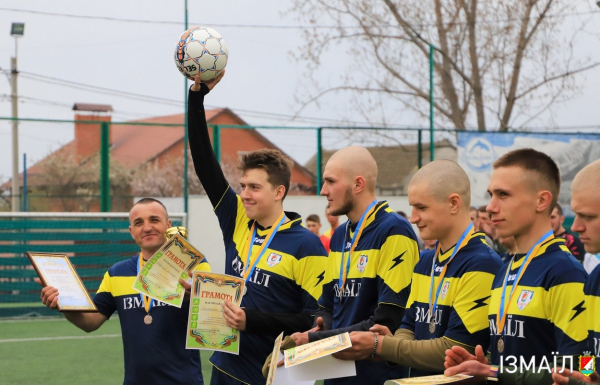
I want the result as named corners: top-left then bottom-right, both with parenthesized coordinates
top-left (132, 233), bottom-right (205, 308)
top-left (186, 271), bottom-right (245, 354)
top-left (282, 333), bottom-right (356, 381)
top-left (27, 252), bottom-right (97, 312)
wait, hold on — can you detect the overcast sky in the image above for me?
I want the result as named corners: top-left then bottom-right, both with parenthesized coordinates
top-left (1, 0), bottom-right (599, 184)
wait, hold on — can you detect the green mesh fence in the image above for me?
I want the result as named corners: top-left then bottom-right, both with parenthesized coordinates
top-left (0, 213), bottom-right (184, 318)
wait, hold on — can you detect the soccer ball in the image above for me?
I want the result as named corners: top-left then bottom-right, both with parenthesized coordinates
top-left (174, 26), bottom-right (228, 81)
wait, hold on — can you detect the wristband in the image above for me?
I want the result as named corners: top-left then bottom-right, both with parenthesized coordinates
top-left (371, 333), bottom-right (379, 359)
top-left (487, 365), bottom-right (499, 381)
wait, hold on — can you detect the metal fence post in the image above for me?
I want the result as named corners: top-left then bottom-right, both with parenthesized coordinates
top-left (212, 125), bottom-right (221, 163)
top-left (418, 129), bottom-right (423, 169)
top-left (429, 44), bottom-right (435, 162)
top-left (316, 127), bottom-right (322, 194)
top-left (100, 121), bottom-right (110, 212)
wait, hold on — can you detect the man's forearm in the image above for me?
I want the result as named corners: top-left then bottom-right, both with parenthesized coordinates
top-left (244, 308), bottom-right (313, 337)
top-left (64, 312), bottom-right (107, 333)
top-left (187, 85), bottom-right (229, 207)
top-left (378, 329), bottom-right (475, 373)
top-left (309, 304), bottom-right (405, 342)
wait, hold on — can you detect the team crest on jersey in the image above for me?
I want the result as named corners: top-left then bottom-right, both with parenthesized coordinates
top-left (580, 352), bottom-right (595, 377)
top-left (266, 253), bottom-right (282, 267)
top-left (357, 255), bottom-right (368, 273)
top-left (440, 281), bottom-right (450, 300)
top-left (517, 290), bottom-right (534, 310)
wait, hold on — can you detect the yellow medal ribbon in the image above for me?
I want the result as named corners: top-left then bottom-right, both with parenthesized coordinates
top-left (240, 211), bottom-right (286, 281)
top-left (496, 231), bottom-right (554, 336)
top-left (339, 201), bottom-right (378, 293)
top-left (428, 224), bottom-right (475, 316)
top-left (138, 253), bottom-right (153, 314)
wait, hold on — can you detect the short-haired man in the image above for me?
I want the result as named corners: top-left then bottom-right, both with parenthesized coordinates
top-left (306, 214), bottom-right (331, 252)
top-left (470, 207), bottom-right (478, 228)
top-left (497, 236), bottom-right (516, 265)
top-left (188, 72), bottom-right (328, 385)
top-left (552, 159), bottom-right (600, 385)
top-left (333, 160), bottom-right (502, 377)
top-left (551, 203), bottom-right (586, 262)
top-left (40, 198), bottom-right (211, 385)
top-left (289, 146), bottom-right (420, 385)
top-left (475, 206), bottom-right (494, 246)
top-left (444, 149), bottom-right (588, 384)
top-left (323, 206), bottom-right (341, 239)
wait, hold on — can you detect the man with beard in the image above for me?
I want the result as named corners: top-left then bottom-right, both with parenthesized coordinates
top-left (289, 146), bottom-right (420, 385)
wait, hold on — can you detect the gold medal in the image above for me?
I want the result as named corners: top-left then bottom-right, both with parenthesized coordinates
top-left (497, 337), bottom-right (504, 353)
top-left (144, 314), bottom-right (153, 325)
top-left (429, 320), bottom-right (436, 334)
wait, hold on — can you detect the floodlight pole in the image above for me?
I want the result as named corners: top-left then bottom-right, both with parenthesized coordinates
top-left (429, 44), bottom-right (434, 162)
top-left (183, 0), bottom-right (189, 215)
top-left (11, 42), bottom-right (19, 212)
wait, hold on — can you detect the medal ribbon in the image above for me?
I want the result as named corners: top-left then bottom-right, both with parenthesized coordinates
top-left (241, 211), bottom-right (286, 283)
top-left (428, 223), bottom-right (474, 320)
top-left (496, 230), bottom-right (554, 336)
top-left (137, 253), bottom-right (154, 314)
top-left (338, 200), bottom-right (378, 293)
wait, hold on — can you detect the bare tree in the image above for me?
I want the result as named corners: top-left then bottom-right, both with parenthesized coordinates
top-left (290, 0), bottom-right (600, 131)
top-left (35, 153), bottom-right (132, 211)
top-left (131, 152), bottom-right (242, 197)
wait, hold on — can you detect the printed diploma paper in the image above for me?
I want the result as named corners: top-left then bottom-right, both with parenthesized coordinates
top-left (384, 374), bottom-right (474, 385)
top-left (132, 234), bottom-right (204, 308)
top-left (27, 252), bottom-right (97, 312)
top-left (186, 271), bottom-right (245, 354)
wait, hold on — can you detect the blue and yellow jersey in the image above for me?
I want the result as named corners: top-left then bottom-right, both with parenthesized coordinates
top-left (400, 232), bottom-right (502, 376)
top-left (585, 264), bottom-right (600, 358)
top-left (94, 254), bottom-right (210, 385)
top-left (488, 239), bottom-right (588, 365)
top-left (319, 201), bottom-right (419, 329)
top-left (209, 187), bottom-right (328, 385)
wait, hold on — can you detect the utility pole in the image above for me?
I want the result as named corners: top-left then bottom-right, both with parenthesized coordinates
top-left (183, 0), bottom-right (189, 215)
top-left (10, 57), bottom-right (18, 212)
top-left (10, 23), bottom-right (24, 212)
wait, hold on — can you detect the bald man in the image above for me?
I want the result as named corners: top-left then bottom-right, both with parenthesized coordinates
top-left (333, 159), bottom-right (502, 376)
top-left (290, 146), bottom-right (420, 385)
top-left (552, 159), bottom-right (600, 385)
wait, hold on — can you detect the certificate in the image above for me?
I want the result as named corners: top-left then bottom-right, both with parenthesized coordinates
top-left (384, 374), bottom-right (474, 385)
top-left (27, 252), bottom-right (97, 312)
top-left (132, 233), bottom-right (205, 308)
top-left (266, 332), bottom-right (284, 385)
top-left (284, 332), bottom-right (352, 367)
top-left (186, 271), bottom-right (244, 354)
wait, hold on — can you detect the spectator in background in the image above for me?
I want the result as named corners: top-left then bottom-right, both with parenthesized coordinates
top-left (322, 206), bottom-right (340, 240)
top-left (476, 205), bottom-right (499, 251)
top-left (583, 252), bottom-right (600, 274)
top-left (469, 207), bottom-right (478, 228)
top-left (306, 214), bottom-right (330, 253)
top-left (421, 238), bottom-right (437, 251)
top-left (550, 202), bottom-right (585, 262)
top-left (398, 210), bottom-right (424, 250)
top-left (497, 236), bottom-right (516, 264)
